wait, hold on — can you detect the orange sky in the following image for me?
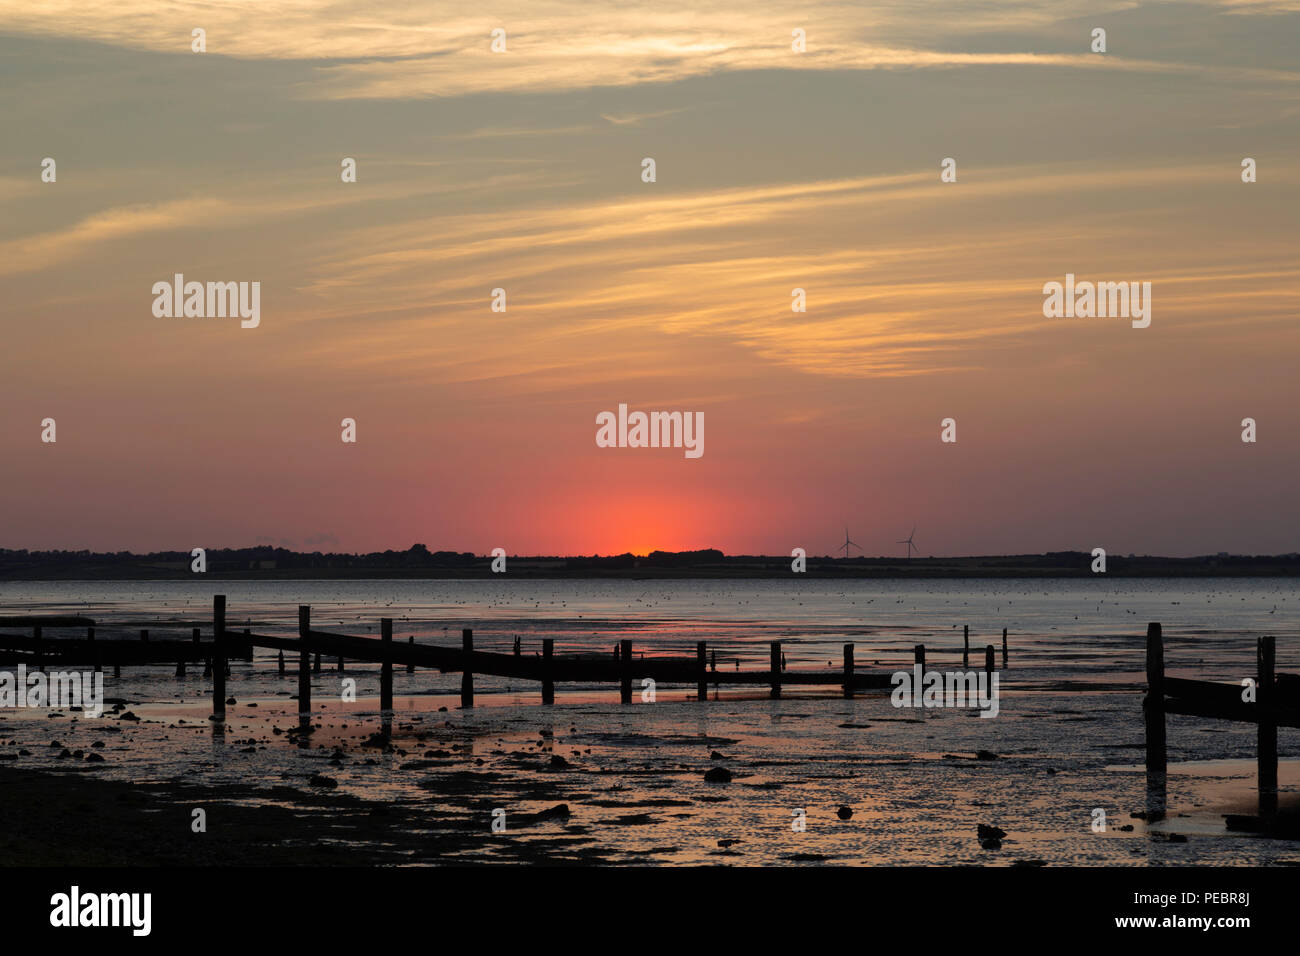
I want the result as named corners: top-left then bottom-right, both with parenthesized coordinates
top-left (2, 1), bottom-right (1298, 556)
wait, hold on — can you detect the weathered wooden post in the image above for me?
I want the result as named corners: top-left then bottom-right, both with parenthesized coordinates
top-left (842, 643), bottom-right (855, 699)
top-left (337, 654), bottom-right (344, 673)
top-left (461, 629), bottom-right (474, 708)
top-left (313, 651), bottom-right (321, 673)
top-left (407, 636), bottom-right (415, 674)
top-left (770, 641), bottom-right (782, 699)
top-left (33, 625), bottom-right (43, 672)
top-left (88, 626), bottom-right (100, 674)
top-left (963, 625), bottom-right (969, 668)
top-left (1144, 623), bottom-right (1166, 774)
top-left (1002, 628), bottom-right (1008, 668)
top-left (277, 649), bottom-right (285, 676)
top-left (914, 644), bottom-right (926, 692)
top-left (620, 639), bottom-right (633, 703)
top-left (1258, 635), bottom-right (1278, 818)
top-left (298, 605), bottom-right (312, 724)
top-left (177, 628), bottom-right (192, 677)
top-left (542, 638), bottom-right (554, 705)
top-left (697, 641), bottom-right (708, 701)
top-left (212, 595), bottom-right (227, 720)
top-left (244, 628), bottom-right (252, 662)
top-left (380, 618), bottom-right (393, 713)
top-left (985, 645), bottom-right (995, 683)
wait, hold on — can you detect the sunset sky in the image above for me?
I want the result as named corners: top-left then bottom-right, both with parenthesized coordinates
top-left (2, 1), bottom-right (1298, 557)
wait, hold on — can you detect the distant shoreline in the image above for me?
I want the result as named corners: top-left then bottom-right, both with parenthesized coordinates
top-left (2, 547), bottom-right (1297, 581)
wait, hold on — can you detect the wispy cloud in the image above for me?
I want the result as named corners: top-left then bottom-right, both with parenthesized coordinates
top-left (4, 1), bottom-right (1296, 100)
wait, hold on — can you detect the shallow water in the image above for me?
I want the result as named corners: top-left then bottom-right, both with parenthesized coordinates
top-left (1, 577), bottom-right (1297, 865)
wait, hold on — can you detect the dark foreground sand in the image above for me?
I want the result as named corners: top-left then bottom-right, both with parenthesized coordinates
top-left (3, 677), bottom-right (1300, 867)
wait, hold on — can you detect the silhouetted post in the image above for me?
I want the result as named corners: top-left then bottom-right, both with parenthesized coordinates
top-left (313, 652), bottom-right (321, 674)
top-left (380, 618), bottom-right (393, 714)
top-left (1258, 635), bottom-right (1278, 819)
top-left (963, 625), bottom-right (969, 668)
top-left (298, 605), bottom-right (311, 724)
top-left (212, 595), bottom-right (227, 720)
top-left (277, 649), bottom-right (285, 676)
top-left (88, 626), bottom-right (100, 673)
top-left (33, 626), bottom-right (43, 672)
top-left (1002, 628), bottom-right (1008, 668)
top-left (842, 643), bottom-right (855, 699)
top-left (1144, 623), bottom-right (1166, 774)
top-left (244, 628), bottom-right (252, 662)
top-left (914, 645), bottom-right (926, 691)
top-left (542, 638), bottom-right (554, 705)
top-left (620, 639), bottom-right (633, 704)
top-left (177, 630), bottom-right (191, 678)
top-left (337, 654), bottom-right (344, 672)
top-left (407, 636), bottom-right (415, 674)
top-left (770, 641), bottom-right (782, 699)
top-left (114, 659), bottom-right (121, 678)
top-left (461, 629), bottom-right (474, 708)
top-left (697, 642), bottom-right (707, 701)
top-left (985, 645), bottom-right (994, 683)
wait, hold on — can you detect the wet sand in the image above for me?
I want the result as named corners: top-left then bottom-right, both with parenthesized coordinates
top-left (2, 579), bottom-right (1297, 865)
top-left (3, 677), bottom-right (1299, 866)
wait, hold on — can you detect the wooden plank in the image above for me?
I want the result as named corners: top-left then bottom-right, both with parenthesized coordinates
top-left (298, 605), bottom-right (311, 722)
top-left (542, 638), bottom-right (554, 705)
top-left (461, 629), bottom-right (474, 708)
top-left (380, 618), bottom-right (393, 713)
top-left (1259, 636), bottom-right (1278, 817)
top-left (697, 641), bottom-right (707, 701)
top-left (620, 639), bottom-right (633, 704)
top-left (212, 595), bottom-right (227, 721)
top-left (1144, 622), bottom-right (1165, 774)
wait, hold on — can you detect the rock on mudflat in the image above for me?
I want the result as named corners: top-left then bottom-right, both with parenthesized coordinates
top-left (977, 824), bottom-right (1007, 840)
top-left (980, 837), bottom-right (1002, 850)
top-left (309, 774), bottom-right (338, 789)
top-left (837, 805), bottom-right (853, 820)
top-left (704, 767), bottom-right (732, 783)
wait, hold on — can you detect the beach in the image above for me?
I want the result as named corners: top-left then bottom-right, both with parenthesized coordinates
top-left (1, 578), bottom-right (1297, 866)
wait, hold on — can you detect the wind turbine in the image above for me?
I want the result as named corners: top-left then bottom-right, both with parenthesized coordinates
top-left (897, 526), bottom-right (918, 559)
top-left (839, 528), bottom-right (861, 558)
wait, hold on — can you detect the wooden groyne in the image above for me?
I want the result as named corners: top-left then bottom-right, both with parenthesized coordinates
top-left (0, 594), bottom-right (1009, 720)
top-left (1144, 622), bottom-right (1299, 826)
